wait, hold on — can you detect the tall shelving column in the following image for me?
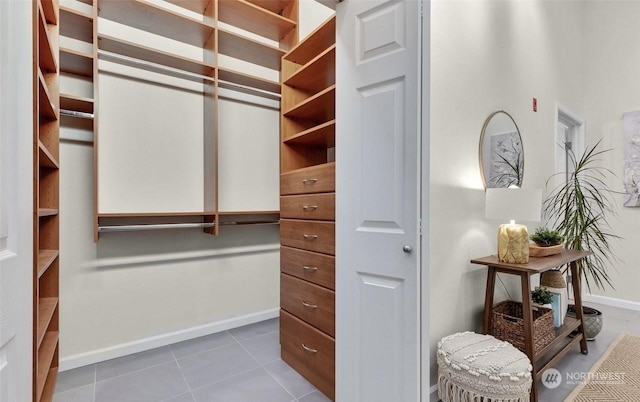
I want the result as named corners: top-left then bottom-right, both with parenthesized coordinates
top-left (279, 15), bottom-right (336, 401)
top-left (34, 0), bottom-right (61, 400)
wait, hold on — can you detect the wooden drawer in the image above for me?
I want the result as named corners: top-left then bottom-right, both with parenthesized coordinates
top-left (280, 219), bottom-right (335, 255)
top-left (281, 273), bottom-right (335, 336)
top-left (280, 246), bottom-right (334, 290)
top-left (281, 162), bottom-right (335, 195)
top-left (281, 193), bottom-right (335, 221)
top-left (280, 310), bottom-right (335, 401)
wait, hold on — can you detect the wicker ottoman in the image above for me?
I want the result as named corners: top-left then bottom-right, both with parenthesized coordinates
top-left (437, 332), bottom-right (532, 402)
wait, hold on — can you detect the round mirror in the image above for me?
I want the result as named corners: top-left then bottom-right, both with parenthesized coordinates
top-left (479, 111), bottom-right (524, 188)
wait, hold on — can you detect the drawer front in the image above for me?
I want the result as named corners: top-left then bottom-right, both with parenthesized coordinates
top-left (281, 273), bottom-right (335, 336)
top-left (281, 163), bottom-right (335, 195)
top-left (280, 219), bottom-right (335, 255)
top-left (280, 310), bottom-right (335, 401)
top-left (281, 193), bottom-right (335, 221)
top-left (280, 247), bottom-right (335, 290)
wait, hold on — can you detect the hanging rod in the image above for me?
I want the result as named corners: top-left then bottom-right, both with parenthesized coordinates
top-left (98, 50), bottom-right (281, 101)
top-left (98, 222), bottom-right (215, 233)
top-left (219, 220), bottom-right (280, 226)
top-left (98, 49), bottom-right (216, 83)
top-left (60, 109), bottom-right (94, 119)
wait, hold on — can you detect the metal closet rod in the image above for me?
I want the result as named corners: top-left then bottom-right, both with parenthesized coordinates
top-left (98, 219), bottom-right (280, 232)
top-left (60, 109), bottom-right (94, 119)
top-left (97, 50), bottom-right (281, 99)
top-left (98, 222), bottom-right (215, 232)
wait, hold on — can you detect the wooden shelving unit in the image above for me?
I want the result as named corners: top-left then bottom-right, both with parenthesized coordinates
top-left (92, 0), bottom-right (299, 239)
top-left (33, 0), bottom-right (60, 399)
top-left (279, 14), bottom-right (336, 401)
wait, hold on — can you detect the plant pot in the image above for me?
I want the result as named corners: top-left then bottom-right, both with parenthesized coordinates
top-left (529, 243), bottom-right (563, 257)
top-left (567, 304), bottom-right (603, 340)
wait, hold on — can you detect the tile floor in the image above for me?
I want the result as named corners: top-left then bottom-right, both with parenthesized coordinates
top-left (56, 302), bottom-right (640, 402)
top-left (431, 301), bottom-right (640, 401)
top-left (54, 318), bottom-right (331, 402)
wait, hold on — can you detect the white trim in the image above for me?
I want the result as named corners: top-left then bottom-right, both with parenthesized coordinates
top-left (583, 294), bottom-right (640, 312)
top-left (59, 308), bottom-right (280, 371)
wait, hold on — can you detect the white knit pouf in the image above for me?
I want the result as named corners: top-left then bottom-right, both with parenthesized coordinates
top-left (437, 331), bottom-right (532, 402)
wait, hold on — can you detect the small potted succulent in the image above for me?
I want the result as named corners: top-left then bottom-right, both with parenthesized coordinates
top-left (529, 227), bottom-right (564, 257)
top-left (531, 286), bottom-right (553, 309)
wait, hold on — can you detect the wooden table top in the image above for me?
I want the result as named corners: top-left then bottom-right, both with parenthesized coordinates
top-left (471, 249), bottom-right (591, 274)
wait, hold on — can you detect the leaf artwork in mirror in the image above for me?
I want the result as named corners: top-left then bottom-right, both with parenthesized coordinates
top-left (479, 111), bottom-right (524, 188)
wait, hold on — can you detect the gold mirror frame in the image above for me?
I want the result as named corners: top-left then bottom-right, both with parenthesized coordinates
top-left (479, 110), bottom-right (524, 189)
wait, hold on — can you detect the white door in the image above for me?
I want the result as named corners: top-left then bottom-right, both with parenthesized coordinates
top-left (336, 0), bottom-right (422, 401)
top-left (0, 1), bottom-right (34, 401)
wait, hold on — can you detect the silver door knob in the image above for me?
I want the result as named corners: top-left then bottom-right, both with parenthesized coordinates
top-left (403, 245), bottom-right (412, 253)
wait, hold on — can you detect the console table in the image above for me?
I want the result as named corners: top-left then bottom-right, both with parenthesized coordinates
top-left (471, 249), bottom-right (590, 401)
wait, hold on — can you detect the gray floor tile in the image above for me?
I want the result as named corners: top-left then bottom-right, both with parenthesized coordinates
top-left (55, 364), bottom-right (95, 394)
top-left (297, 390), bottom-right (332, 402)
top-left (229, 318), bottom-right (279, 341)
top-left (585, 301), bottom-right (639, 321)
top-left (177, 343), bottom-right (260, 389)
top-left (264, 359), bottom-right (317, 398)
top-left (53, 384), bottom-right (94, 402)
top-left (96, 346), bottom-right (175, 382)
top-left (95, 361), bottom-right (189, 402)
top-left (239, 331), bottom-right (281, 365)
top-left (170, 331), bottom-right (236, 359)
top-left (192, 367), bottom-right (293, 402)
top-left (163, 392), bottom-right (196, 402)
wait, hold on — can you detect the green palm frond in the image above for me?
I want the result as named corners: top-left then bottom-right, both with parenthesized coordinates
top-left (544, 140), bottom-right (621, 292)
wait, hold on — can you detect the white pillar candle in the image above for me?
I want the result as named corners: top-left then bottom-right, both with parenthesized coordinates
top-left (497, 223), bottom-right (530, 263)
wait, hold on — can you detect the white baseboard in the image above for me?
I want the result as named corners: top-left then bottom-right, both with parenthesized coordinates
top-left (583, 294), bottom-right (640, 312)
top-left (59, 308), bottom-right (280, 372)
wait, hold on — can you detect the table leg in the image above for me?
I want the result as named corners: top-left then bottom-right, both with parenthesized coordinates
top-left (483, 266), bottom-right (497, 334)
top-left (571, 261), bottom-right (589, 354)
top-left (520, 272), bottom-right (537, 402)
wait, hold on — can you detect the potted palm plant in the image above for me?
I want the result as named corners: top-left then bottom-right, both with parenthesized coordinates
top-left (543, 141), bottom-right (620, 339)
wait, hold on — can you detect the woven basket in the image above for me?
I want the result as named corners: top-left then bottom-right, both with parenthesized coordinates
top-left (541, 269), bottom-right (567, 289)
top-left (490, 300), bottom-right (555, 353)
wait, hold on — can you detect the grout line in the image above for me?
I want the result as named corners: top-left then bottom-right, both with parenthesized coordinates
top-left (94, 357), bottom-right (177, 384)
top-left (170, 346), bottom-right (197, 401)
top-left (263, 362), bottom-right (297, 401)
top-left (93, 364), bottom-right (97, 402)
top-left (168, 333), bottom-right (237, 361)
top-left (188, 365), bottom-right (267, 394)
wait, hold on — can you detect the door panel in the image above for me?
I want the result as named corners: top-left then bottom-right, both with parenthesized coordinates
top-left (336, 0), bottom-right (422, 401)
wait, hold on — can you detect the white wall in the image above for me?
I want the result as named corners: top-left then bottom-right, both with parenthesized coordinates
top-left (58, 0), bottom-right (334, 368)
top-left (430, 0), bottom-right (584, 384)
top-left (582, 2), bottom-right (640, 304)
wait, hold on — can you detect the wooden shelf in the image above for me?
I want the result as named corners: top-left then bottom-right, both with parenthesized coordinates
top-left (40, 368), bottom-right (58, 402)
top-left (41, 0), bottom-right (58, 25)
top-left (38, 4), bottom-right (58, 73)
top-left (60, 5), bottom-right (93, 44)
top-left (98, 211), bottom-right (217, 218)
top-left (219, 28), bottom-right (285, 70)
top-left (60, 93), bottom-right (94, 114)
top-left (37, 250), bottom-right (59, 279)
top-left (39, 141), bottom-right (60, 169)
top-left (283, 85), bottom-right (335, 121)
top-left (533, 317), bottom-right (581, 361)
top-left (60, 47), bottom-right (93, 77)
top-left (98, 34), bottom-right (215, 77)
top-left (38, 70), bottom-right (57, 121)
top-left (284, 15), bottom-right (334, 66)
top-left (218, 0), bottom-right (296, 42)
top-left (38, 209), bottom-right (59, 218)
top-left (36, 332), bottom-right (59, 402)
top-left (218, 67), bottom-right (280, 94)
top-left (218, 210), bottom-right (280, 215)
top-left (99, 0), bottom-right (215, 47)
top-left (244, 0), bottom-right (290, 15)
top-left (37, 298), bottom-right (58, 348)
top-left (165, 0), bottom-right (211, 15)
top-left (284, 120), bottom-right (334, 147)
top-left (284, 45), bottom-right (335, 92)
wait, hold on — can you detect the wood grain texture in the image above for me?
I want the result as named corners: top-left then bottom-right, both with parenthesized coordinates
top-left (280, 246), bottom-right (334, 290)
top-left (280, 219), bottom-right (334, 255)
top-left (281, 273), bottom-right (334, 336)
top-left (280, 310), bottom-right (334, 401)
top-left (280, 193), bottom-right (334, 221)
top-left (280, 162), bottom-right (334, 195)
